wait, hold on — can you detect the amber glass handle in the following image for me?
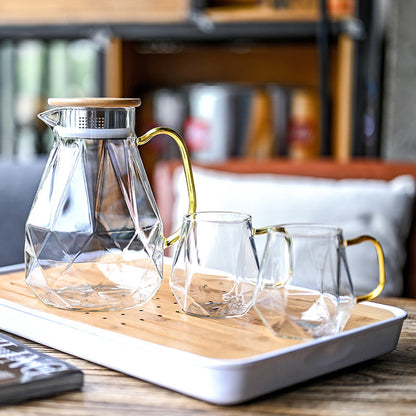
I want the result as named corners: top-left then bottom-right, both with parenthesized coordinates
top-left (254, 226), bottom-right (269, 236)
top-left (345, 235), bottom-right (385, 302)
top-left (137, 126), bottom-right (197, 248)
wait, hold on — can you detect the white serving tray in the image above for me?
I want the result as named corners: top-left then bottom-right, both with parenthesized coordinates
top-left (0, 265), bottom-right (407, 405)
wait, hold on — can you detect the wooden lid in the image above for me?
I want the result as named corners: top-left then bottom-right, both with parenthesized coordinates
top-left (47, 98), bottom-right (141, 108)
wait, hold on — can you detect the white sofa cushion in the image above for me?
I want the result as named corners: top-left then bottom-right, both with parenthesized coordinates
top-left (172, 167), bottom-right (416, 297)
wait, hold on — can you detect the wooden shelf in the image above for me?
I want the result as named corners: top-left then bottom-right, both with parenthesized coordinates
top-left (0, 0), bottom-right (191, 25)
top-left (0, 0), bottom-right (374, 161)
top-left (0, 0), bottom-right (362, 41)
top-left (205, 4), bottom-right (319, 23)
top-left (0, 20), bottom-right (361, 42)
top-left (121, 42), bottom-right (322, 92)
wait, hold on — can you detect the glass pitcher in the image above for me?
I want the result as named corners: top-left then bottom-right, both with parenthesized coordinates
top-left (25, 98), bottom-right (196, 311)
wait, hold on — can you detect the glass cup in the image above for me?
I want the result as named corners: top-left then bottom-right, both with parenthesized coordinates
top-left (170, 211), bottom-right (263, 318)
top-left (254, 224), bottom-right (385, 339)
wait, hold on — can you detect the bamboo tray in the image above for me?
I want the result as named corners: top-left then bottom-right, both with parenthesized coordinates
top-left (0, 264), bottom-right (407, 405)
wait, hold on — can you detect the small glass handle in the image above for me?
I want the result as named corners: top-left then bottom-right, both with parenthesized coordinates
top-left (137, 126), bottom-right (197, 248)
top-left (345, 235), bottom-right (385, 302)
top-left (254, 226), bottom-right (269, 236)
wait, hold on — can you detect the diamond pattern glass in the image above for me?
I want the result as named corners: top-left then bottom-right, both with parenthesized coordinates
top-left (25, 106), bottom-right (164, 311)
top-left (170, 211), bottom-right (260, 318)
top-left (254, 224), bottom-right (385, 339)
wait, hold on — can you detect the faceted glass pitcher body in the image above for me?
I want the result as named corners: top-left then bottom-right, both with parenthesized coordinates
top-left (25, 101), bottom-right (166, 310)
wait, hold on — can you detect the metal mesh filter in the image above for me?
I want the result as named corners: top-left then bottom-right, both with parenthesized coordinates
top-left (77, 115), bottom-right (106, 129)
top-left (56, 108), bottom-right (135, 139)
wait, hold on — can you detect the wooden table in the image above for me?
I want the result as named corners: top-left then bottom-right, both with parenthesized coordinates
top-left (1, 297), bottom-right (415, 416)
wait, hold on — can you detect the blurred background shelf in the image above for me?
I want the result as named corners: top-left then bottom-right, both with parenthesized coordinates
top-left (0, 0), bottom-right (384, 168)
top-left (0, 20), bottom-right (359, 41)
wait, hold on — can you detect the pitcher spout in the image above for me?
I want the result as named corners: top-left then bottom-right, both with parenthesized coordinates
top-left (38, 108), bottom-right (61, 129)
